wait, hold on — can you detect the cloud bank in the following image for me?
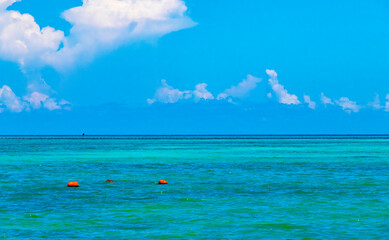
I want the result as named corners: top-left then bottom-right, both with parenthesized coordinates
top-left (148, 74), bottom-right (264, 105)
top-left (147, 70), bottom-right (389, 115)
top-left (0, 85), bottom-right (70, 113)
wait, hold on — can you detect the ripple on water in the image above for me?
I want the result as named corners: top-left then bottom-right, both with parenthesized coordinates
top-left (0, 136), bottom-right (388, 239)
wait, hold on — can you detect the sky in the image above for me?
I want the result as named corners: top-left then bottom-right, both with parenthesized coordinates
top-left (0, 0), bottom-right (389, 135)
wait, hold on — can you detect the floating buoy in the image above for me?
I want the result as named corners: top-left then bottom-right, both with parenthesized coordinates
top-left (106, 179), bottom-right (115, 183)
top-left (67, 181), bottom-right (79, 187)
top-left (158, 180), bottom-right (168, 184)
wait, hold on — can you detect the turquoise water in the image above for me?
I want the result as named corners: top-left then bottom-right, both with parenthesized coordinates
top-left (0, 136), bottom-right (388, 239)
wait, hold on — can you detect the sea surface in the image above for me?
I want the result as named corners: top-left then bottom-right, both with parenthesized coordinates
top-left (0, 136), bottom-right (388, 239)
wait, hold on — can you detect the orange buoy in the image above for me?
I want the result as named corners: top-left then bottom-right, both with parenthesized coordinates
top-left (67, 181), bottom-right (79, 187)
top-left (158, 180), bottom-right (168, 184)
top-left (106, 179), bottom-right (115, 183)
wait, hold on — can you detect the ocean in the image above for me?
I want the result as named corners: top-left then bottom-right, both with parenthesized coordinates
top-left (0, 136), bottom-right (388, 239)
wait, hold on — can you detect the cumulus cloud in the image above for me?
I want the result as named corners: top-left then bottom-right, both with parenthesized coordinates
top-left (385, 94), bottom-right (389, 112)
top-left (217, 74), bottom-right (261, 100)
top-left (147, 79), bottom-right (191, 104)
top-left (148, 80), bottom-right (215, 104)
top-left (0, 0), bottom-right (64, 67)
top-left (335, 97), bottom-right (361, 113)
top-left (0, 0), bottom-right (195, 70)
top-left (0, 85), bottom-right (69, 113)
top-left (368, 94), bottom-right (382, 110)
top-left (320, 93), bottom-right (333, 105)
top-left (59, 99), bottom-right (72, 110)
top-left (43, 98), bottom-right (61, 110)
top-left (0, 85), bottom-right (25, 112)
top-left (63, 0), bottom-right (192, 31)
top-left (266, 69), bottom-right (300, 105)
top-left (23, 91), bottom-right (48, 109)
top-left (193, 83), bottom-right (214, 101)
top-left (23, 91), bottom-right (68, 111)
top-left (216, 93), bottom-right (228, 100)
top-left (303, 95), bottom-right (316, 109)
top-left (53, 0), bottom-right (195, 69)
top-left (0, 0), bottom-right (16, 9)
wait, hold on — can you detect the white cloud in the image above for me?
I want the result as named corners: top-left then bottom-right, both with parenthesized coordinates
top-left (43, 98), bottom-right (61, 110)
top-left (0, 0), bottom-right (64, 67)
top-left (64, 0), bottom-right (193, 30)
top-left (0, 0), bottom-right (195, 110)
top-left (335, 97), bottom-right (361, 113)
top-left (193, 83), bottom-right (214, 101)
top-left (320, 93), bottom-right (333, 105)
top-left (368, 94), bottom-right (382, 110)
top-left (0, 85), bottom-right (25, 112)
top-left (146, 98), bottom-right (156, 104)
top-left (217, 74), bottom-right (261, 99)
top-left (0, 85), bottom-right (68, 113)
top-left (59, 99), bottom-right (71, 106)
top-left (147, 79), bottom-right (191, 104)
top-left (23, 91), bottom-right (65, 111)
top-left (23, 91), bottom-right (48, 109)
top-left (53, 0), bottom-right (195, 70)
top-left (0, 0), bottom-right (195, 113)
top-left (266, 69), bottom-right (300, 105)
top-left (0, 0), bottom-right (17, 10)
top-left (0, 0), bottom-right (195, 71)
top-left (148, 80), bottom-right (214, 104)
top-left (385, 94), bottom-right (389, 112)
top-left (216, 93), bottom-right (228, 100)
top-left (303, 95), bottom-right (316, 109)
top-left (267, 92), bottom-right (272, 98)
top-left (59, 99), bottom-right (72, 111)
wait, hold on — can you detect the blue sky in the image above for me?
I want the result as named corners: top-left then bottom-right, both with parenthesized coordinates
top-left (0, 0), bottom-right (389, 134)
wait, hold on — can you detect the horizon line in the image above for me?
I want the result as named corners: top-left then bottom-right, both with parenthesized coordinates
top-left (1, 134), bottom-right (389, 137)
